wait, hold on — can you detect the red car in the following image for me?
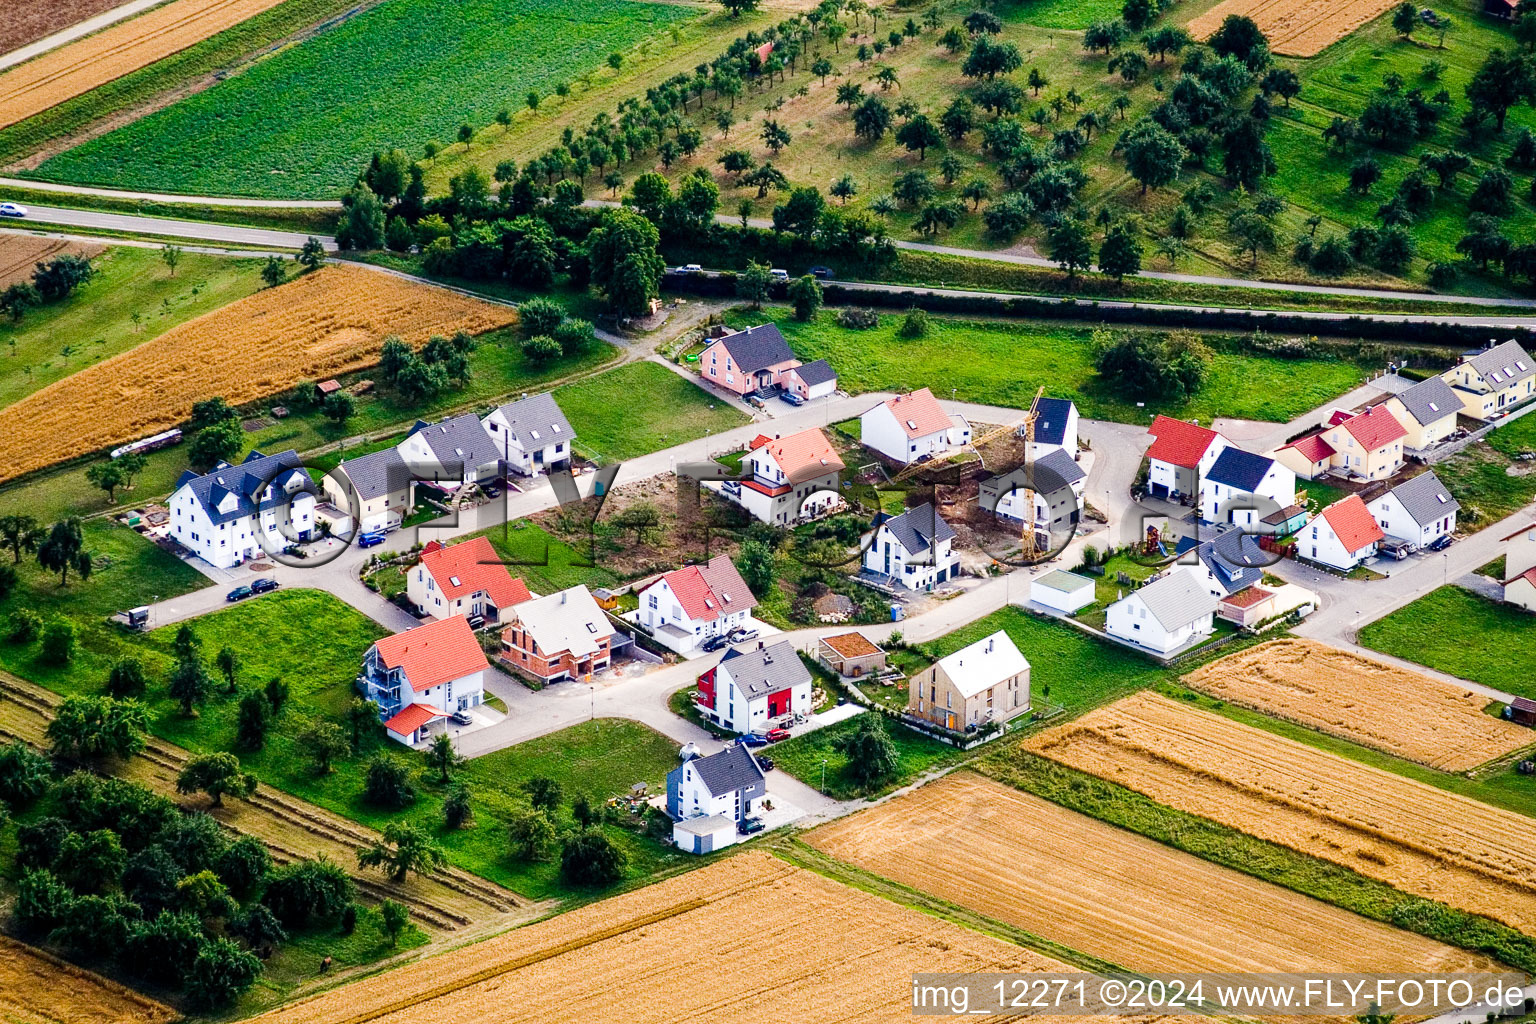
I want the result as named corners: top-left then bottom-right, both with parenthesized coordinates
top-left (764, 727), bottom-right (791, 743)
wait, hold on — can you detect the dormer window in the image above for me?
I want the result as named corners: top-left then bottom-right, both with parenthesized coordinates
top-left (449, 575), bottom-right (461, 587)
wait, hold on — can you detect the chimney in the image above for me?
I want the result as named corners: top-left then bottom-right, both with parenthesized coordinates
top-left (757, 640), bottom-right (764, 650)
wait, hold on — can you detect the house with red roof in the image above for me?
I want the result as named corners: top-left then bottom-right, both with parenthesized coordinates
top-left (1320, 404), bottom-right (1407, 481)
top-left (723, 427), bottom-right (845, 525)
top-left (635, 554), bottom-right (758, 654)
top-left (358, 615), bottom-right (489, 745)
top-left (1274, 432), bottom-right (1336, 481)
top-left (1144, 415), bottom-right (1230, 501)
top-left (860, 387), bottom-right (971, 465)
top-left (407, 537), bottom-right (531, 625)
top-left (1502, 521), bottom-right (1536, 612)
top-left (1302, 494), bottom-right (1385, 570)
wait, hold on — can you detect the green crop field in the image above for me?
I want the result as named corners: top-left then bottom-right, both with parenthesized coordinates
top-left (733, 306), bottom-right (1376, 424)
top-left (30, 0), bottom-right (696, 198)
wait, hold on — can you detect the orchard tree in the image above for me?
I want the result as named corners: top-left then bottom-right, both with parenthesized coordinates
top-left (895, 113), bottom-right (943, 158)
top-left (46, 695), bottom-right (147, 761)
top-left (788, 275), bottom-right (823, 320)
top-left (834, 713), bottom-right (898, 789)
top-left (177, 753), bottom-right (257, 807)
top-left (508, 807), bottom-right (556, 860)
top-left (299, 720), bottom-right (349, 774)
top-left (1122, 119), bottom-right (1187, 194)
top-left (1048, 218), bottom-right (1095, 278)
top-left (586, 208), bottom-right (665, 317)
top-left (357, 822), bottom-right (445, 882)
top-left (1099, 223), bottom-right (1144, 281)
top-left (424, 732), bottom-right (463, 783)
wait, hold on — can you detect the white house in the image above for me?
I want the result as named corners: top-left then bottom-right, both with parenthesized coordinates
top-left (1302, 494), bottom-right (1385, 570)
top-left (694, 639), bottom-right (813, 735)
top-left (635, 554), bottom-right (757, 654)
top-left (666, 744), bottom-right (767, 853)
top-left (397, 412), bottom-right (501, 489)
top-left (1442, 339), bottom-right (1536, 421)
top-left (1030, 570), bottom-right (1096, 614)
top-left (1105, 566), bottom-right (1218, 656)
top-left (1502, 521), bottom-right (1536, 612)
top-left (1199, 447), bottom-right (1296, 526)
top-left (170, 450), bottom-right (316, 569)
top-left (723, 427), bottom-right (844, 526)
top-left (1028, 396), bottom-right (1079, 459)
top-left (357, 615), bottom-right (488, 745)
top-left (1144, 415), bottom-right (1230, 501)
top-left (863, 502), bottom-right (960, 591)
top-left (860, 388), bottom-right (971, 465)
top-left (407, 537), bottom-right (531, 623)
top-left (1367, 471), bottom-right (1459, 550)
top-left (978, 448), bottom-right (1086, 551)
top-left (321, 447), bottom-right (412, 535)
top-left (480, 392), bottom-right (575, 477)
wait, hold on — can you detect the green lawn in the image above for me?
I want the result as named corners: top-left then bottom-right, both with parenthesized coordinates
top-left (0, 247), bottom-right (263, 409)
top-left (31, 0), bottom-right (695, 198)
top-left (1435, 413), bottom-right (1536, 527)
top-left (553, 360), bottom-right (749, 462)
top-left (735, 307), bottom-right (1373, 425)
top-left (1359, 585), bottom-right (1536, 696)
top-left (479, 520), bottom-right (619, 596)
top-left (769, 713), bottom-right (966, 800)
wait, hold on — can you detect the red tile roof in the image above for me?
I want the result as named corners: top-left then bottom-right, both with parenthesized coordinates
top-left (1146, 415), bottom-right (1221, 469)
top-left (1320, 494), bottom-right (1385, 552)
top-left (382, 702), bottom-right (447, 736)
top-left (645, 554), bottom-right (757, 622)
top-left (1280, 433), bottom-right (1335, 463)
top-left (879, 388), bottom-right (952, 439)
top-left (1337, 405), bottom-right (1407, 451)
top-left (1506, 565), bottom-right (1536, 589)
top-left (418, 537), bottom-right (531, 610)
top-left (1326, 409), bottom-right (1353, 427)
top-left (373, 615), bottom-right (488, 693)
top-left (754, 427), bottom-right (845, 483)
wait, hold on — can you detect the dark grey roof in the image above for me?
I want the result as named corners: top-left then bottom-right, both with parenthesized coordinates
top-left (1206, 447), bottom-right (1275, 492)
top-left (1194, 528), bottom-right (1266, 596)
top-left (792, 358), bottom-right (837, 386)
top-left (717, 323), bottom-right (794, 373)
top-left (719, 639), bottom-right (812, 699)
top-left (406, 413), bottom-right (500, 472)
top-left (1131, 568), bottom-right (1220, 630)
top-left (1035, 447), bottom-right (1086, 487)
top-left (879, 502), bottom-right (957, 557)
top-left (1467, 340), bottom-right (1535, 386)
top-left (335, 447), bottom-right (409, 501)
top-left (1032, 397), bottom-right (1075, 447)
top-left (1384, 470), bottom-right (1460, 527)
top-left (491, 392), bottom-right (575, 452)
top-left (175, 449), bottom-right (310, 526)
top-left (977, 451), bottom-right (1081, 514)
top-left (1394, 375), bottom-right (1459, 426)
top-left (690, 742), bottom-right (766, 796)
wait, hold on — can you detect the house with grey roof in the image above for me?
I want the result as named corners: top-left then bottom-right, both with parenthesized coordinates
top-left (170, 450), bottom-right (316, 569)
top-left (1385, 375), bottom-right (1460, 451)
top-left (667, 743), bottom-right (767, 853)
top-left (1176, 526), bottom-right (1267, 599)
top-left (696, 639), bottom-right (814, 735)
top-left (1105, 565), bottom-right (1218, 656)
top-left (1443, 339), bottom-right (1536, 421)
top-left (863, 502), bottom-right (960, 591)
top-left (322, 447), bottom-right (413, 535)
top-left (397, 412), bottom-right (501, 488)
top-left (1367, 470), bottom-right (1460, 549)
top-left (1029, 397), bottom-right (1079, 457)
top-left (782, 358), bottom-right (839, 401)
top-left (481, 392), bottom-right (576, 477)
top-left (977, 448), bottom-right (1086, 550)
top-left (698, 322), bottom-right (836, 399)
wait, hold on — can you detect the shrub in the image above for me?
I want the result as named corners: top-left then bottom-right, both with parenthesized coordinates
top-left (899, 306), bottom-right (930, 337)
top-left (8, 608), bottom-right (42, 643)
top-left (836, 307), bottom-right (880, 329)
top-left (559, 829), bottom-right (628, 886)
top-left (518, 296), bottom-right (565, 337)
top-left (362, 753), bottom-right (416, 808)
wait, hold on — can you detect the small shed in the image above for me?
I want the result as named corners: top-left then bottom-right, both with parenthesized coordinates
top-left (673, 813), bottom-right (738, 854)
top-left (819, 631), bottom-right (887, 677)
top-left (1510, 697), bottom-right (1536, 727)
top-left (317, 379), bottom-right (343, 395)
top-left (1031, 570), bottom-right (1096, 614)
top-left (1260, 502), bottom-right (1309, 537)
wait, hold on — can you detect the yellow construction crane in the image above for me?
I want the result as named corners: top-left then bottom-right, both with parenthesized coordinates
top-left (1018, 386), bottom-right (1045, 563)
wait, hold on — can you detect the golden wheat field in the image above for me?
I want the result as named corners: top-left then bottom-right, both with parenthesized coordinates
top-left (1184, 639), bottom-right (1533, 771)
top-left (0, 935), bottom-right (177, 1024)
top-left (1187, 0), bottom-right (1398, 56)
top-left (0, 236), bottom-right (102, 288)
top-left (246, 851), bottom-right (1202, 1024)
top-left (1027, 691), bottom-right (1536, 932)
top-left (0, 0), bottom-right (290, 129)
top-left (808, 772), bottom-right (1494, 980)
top-left (0, 264), bottom-right (515, 482)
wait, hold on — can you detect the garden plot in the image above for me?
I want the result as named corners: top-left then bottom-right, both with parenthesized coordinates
top-left (0, 264), bottom-right (515, 481)
top-left (1026, 691), bottom-right (1536, 933)
top-left (1187, 0), bottom-right (1400, 57)
top-left (1184, 638), bottom-right (1534, 771)
top-left (243, 851), bottom-right (1203, 1024)
top-left (809, 772), bottom-right (1493, 980)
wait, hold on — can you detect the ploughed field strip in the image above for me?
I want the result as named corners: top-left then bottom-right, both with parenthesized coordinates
top-left (0, 0), bottom-right (137, 59)
top-left (807, 772), bottom-right (1497, 981)
top-left (0, 235), bottom-right (103, 288)
top-left (1025, 692), bottom-right (1536, 932)
top-left (0, 263), bottom-right (516, 482)
top-left (0, 0), bottom-right (291, 129)
top-left (242, 850), bottom-right (1207, 1024)
top-left (0, 670), bottom-right (532, 933)
top-left (1186, 0), bottom-right (1399, 56)
top-left (1183, 638), bottom-right (1534, 771)
top-left (0, 934), bottom-right (177, 1024)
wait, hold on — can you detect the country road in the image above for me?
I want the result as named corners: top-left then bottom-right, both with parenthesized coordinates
top-left (0, 204), bottom-right (336, 249)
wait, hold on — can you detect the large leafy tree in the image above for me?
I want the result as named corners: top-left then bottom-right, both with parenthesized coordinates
top-left (834, 714), bottom-right (899, 788)
top-left (358, 822), bottom-right (447, 882)
top-left (46, 695), bottom-right (147, 761)
top-left (586, 208), bottom-right (665, 318)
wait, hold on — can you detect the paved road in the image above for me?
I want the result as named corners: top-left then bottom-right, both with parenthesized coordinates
top-left (0, 224), bottom-right (301, 261)
top-left (0, 206), bottom-right (335, 249)
top-left (0, 176), bottom-right (341, 208)
top-left (1213, 379), bottom-right (1393, 454)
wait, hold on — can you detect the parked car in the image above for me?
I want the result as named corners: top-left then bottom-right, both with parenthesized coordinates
top-left (755, 754), bottom-right (775, 772)
top-left (701, 633), bottom-right (731, 653)
top-left (681, 263), bottom-right (704, 273)
top-left (466, 614), bottom-right (486, 630)
top-left (357, 530), bottom-right (386, 548)
top-left (736, 733), bottom-right (768, 747)
top-left (780, 391), bottom-right (805, 407)
top-left (727, 627), bottom-right (758, 643)
top-left (764, 727), bottom-right (791, 743)
top-left (0, 202), bottom-right (27, 218)
top-left (1378, 539), bottom-right (1413, 560)
top-left (449, 710), bottom-right (473, 726)
top-left (737, 816), bottom-right (765, 835)
top-left (482, 484), bottom-right (501, 499)
top-left (1427, 534), bottom-right (1454, 552)
top-left (808, 265), bottom-right (833, 279)
top-left (250, 578), bottom-right (279, 594)
top-left (226, 585), bottom-right (253, 602)
top-left (769, 268), bottom-right (789, 281)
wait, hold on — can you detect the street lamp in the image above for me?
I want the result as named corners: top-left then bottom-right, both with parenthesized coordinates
top-left (820, 757), bottom-right (828, 795)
